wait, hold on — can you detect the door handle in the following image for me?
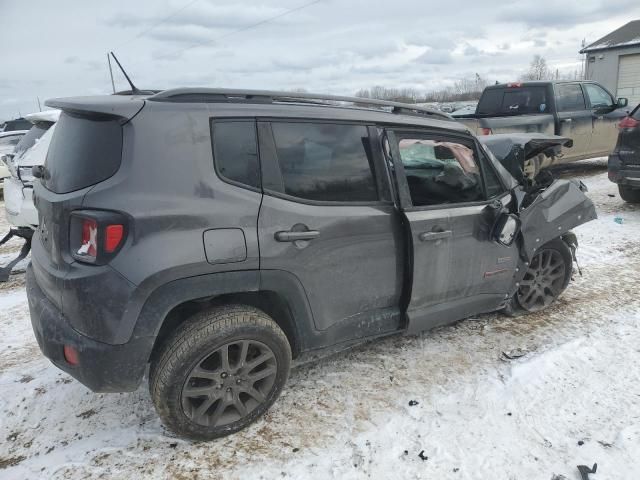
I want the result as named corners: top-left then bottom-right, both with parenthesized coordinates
top-left (419, 230), bottom-right (452, 241)
top-left (274, 230), bottom-right (320, 242)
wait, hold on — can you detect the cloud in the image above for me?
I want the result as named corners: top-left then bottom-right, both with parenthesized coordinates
top-left (414, 49), bottom-right (453, 65)
top-left (2, 0), bottom-right (640, 120)
top-left (498, 0), bottom-right (638, 28)
top-left (105, 3), bottom-right (303, 32)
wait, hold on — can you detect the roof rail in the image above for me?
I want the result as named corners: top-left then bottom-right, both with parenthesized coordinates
top-left (148, 88), bottom-right (453, 121)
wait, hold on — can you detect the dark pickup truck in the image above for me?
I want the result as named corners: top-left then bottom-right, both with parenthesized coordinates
top-left (456, 81), bottom-right (630, 175)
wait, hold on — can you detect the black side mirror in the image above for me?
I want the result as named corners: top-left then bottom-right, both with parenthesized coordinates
top-left (617, 98), bottom-right (628, 108)
top-left (493, 213), bottom-right (521, 246)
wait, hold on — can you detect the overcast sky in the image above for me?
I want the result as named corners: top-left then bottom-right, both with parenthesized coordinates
top-left (1, 0), bottom-right (639, 120)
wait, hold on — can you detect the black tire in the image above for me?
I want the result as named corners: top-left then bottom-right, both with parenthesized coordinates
top-left (149, 305), bottom-right (291, 441)
top-left (619, 185), bottom-right (640, 203)
top-left (511, 237), bottom-right (573, 314)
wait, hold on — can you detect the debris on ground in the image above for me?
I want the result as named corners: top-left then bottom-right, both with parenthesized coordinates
top-left (577, 463), bottom-right (597, 480)
top-left (408, 400), bottom-right (419, 406)
top-left (501, 348), bottom-right (530, 360)
top-left (418, 450), bottom-right (428, 461)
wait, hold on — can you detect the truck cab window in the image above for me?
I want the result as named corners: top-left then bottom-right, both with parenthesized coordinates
top-left (584, 83), bottom-right (614, 109)
top-left (396, 137), bottom-right (484, 206)
top-left (555, 84), bottom-right (586, 112)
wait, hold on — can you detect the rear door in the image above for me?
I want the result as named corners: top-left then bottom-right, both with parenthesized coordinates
top-left (554, 83), bottom-right (592, 159)
top-left (257, 120), bottom-right (405, 340)
top-left (385, 129), bottom-right (519, 334)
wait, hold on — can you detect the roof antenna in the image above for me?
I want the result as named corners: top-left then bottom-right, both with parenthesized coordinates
top-left (109, 51), bottom-right (141, 95)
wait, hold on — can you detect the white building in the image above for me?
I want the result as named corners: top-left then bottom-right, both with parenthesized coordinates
top-left (580, 20), bottom-right (640, 106)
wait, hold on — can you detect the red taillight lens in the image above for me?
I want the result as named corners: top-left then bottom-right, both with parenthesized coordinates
top-left (80, 218), bottom-right (98, 258)
top-left (507, 82), bottom-right (522, 88)
top-left (104, 225), bottom-right (124, 253)
top-left (618, 116), bottom-right (639, 129)
top-left (480, 127), bottom-right (493, 135)
top-left (63, 345), bottom-right (79, 366)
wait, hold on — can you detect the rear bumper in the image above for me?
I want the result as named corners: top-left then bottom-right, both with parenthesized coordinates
top-left (608, 154), bottom-right (640, 186)
top-left (26, 264), bottom-right (152, 392)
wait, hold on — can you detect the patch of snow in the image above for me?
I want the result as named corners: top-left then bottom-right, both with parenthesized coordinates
top-left (1, 159), bottom-right (639, 479)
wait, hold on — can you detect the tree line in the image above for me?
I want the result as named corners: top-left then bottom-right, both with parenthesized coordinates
top-left (352, 56), bottom-right (583, 103)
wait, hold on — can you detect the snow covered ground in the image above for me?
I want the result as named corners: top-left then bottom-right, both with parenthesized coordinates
top-left (1, 158), bottom-right (639, 480)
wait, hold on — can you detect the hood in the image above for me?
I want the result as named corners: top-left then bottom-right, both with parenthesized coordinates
top-left (479, 133), bottom-right (572, 182)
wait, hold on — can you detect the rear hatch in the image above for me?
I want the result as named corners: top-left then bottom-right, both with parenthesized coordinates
top-left (32, 95), bottom-right (144, 309)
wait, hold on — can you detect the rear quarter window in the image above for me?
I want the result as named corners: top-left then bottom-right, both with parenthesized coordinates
top-left (44, 112), bottom-right (122, 194)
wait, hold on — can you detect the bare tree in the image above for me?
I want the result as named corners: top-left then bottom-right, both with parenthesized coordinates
top-left (521, 55), bottom-right (553, 81)
top-left (354, 74), bottom-right (489, 104)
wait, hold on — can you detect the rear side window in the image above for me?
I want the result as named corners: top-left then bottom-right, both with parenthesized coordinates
top-left (211, 120), bottom-right (260, 189)
top-left (270, 122), bottom-right (378, 202)
top-left (44, 113), bottom-right (122, 194)
top-left (477, 87), bottom-right (548, 115)
top-left (555, 84), bottom-right (586, 111)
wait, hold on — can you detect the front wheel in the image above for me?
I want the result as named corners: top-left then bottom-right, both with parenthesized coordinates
top-left (514, 238), bottom-right (573, 313)
top-left (150, 305), bottom-right (292, 440)
top-left (619, 185), bottom-right (640, 203)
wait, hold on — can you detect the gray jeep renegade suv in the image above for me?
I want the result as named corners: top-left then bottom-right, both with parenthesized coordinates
top-left (26, 89), bottom-right (596, 440)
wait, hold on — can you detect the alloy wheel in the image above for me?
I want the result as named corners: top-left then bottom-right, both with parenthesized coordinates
top-left (181, 340), bottom-right (278, 427)
top-left (516, 248), bottom-right (566, 312)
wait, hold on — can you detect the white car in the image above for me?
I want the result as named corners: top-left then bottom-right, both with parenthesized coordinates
top-left (3, 110), bottom-right (59, 228)
top-left (0, 130), bottom-right (28, 193)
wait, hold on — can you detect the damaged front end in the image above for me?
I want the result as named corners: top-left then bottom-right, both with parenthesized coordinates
top-left (516, 179), bottom-right (596, 261)
top-left (480, 133), bottom-right (597, 312)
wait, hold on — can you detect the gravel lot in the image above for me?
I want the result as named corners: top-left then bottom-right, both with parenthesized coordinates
top-left (1, 158), bottom-right (639, 480)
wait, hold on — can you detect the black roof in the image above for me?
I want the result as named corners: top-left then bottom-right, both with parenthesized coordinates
top-left (580, 20), bottom-right (640, 53)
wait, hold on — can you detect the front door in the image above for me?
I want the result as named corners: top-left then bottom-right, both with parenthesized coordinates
top-left (554, 83), bottom-right (592, 159)
top-left (386, 129), bottom-right (519, 333)
top-left (583, 82), bottom-right (627, 155)
top-left (257, 120), bottom-right (404, 340)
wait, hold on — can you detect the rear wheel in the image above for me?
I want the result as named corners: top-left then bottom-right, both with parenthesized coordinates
top-left (514, 238), bottom-right (572, 313)
top-left (618, 185), bottom-right (640, 203)
top-left (150, 305), bottom-right (291, 440)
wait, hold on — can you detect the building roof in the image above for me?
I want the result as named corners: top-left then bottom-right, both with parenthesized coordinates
top-left (580, 20), bottom-right (640, 53)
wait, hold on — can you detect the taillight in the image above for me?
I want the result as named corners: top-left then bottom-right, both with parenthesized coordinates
top-left (618, 116), bottom-right (639, 130)
top-left (507, 82), bottom-right (522, 88)
top-left (70, 210), bottom-right (128, 264)
top-left (480, 127), bottom-right (493, 135)
top-left (105, 225), bottom-right (124, 253)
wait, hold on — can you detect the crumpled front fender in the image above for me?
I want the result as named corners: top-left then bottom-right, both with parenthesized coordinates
top-left (518, 179), bottom-right (597, 260)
